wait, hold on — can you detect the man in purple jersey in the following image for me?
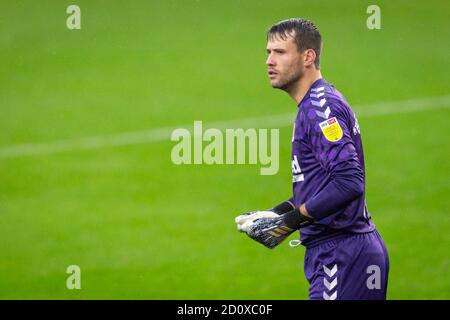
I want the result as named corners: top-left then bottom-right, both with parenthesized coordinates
top-left (235, 18), bottom-right (389, 300)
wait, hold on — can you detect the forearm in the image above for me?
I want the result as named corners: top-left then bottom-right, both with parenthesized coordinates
top-left (304, 160), bottom-right (364, 220)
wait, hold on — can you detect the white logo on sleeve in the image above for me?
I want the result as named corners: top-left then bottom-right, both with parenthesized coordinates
top-left (292, 122), bottom-right (296, 142)
top-left (353, 113), bottom-right (361, 135)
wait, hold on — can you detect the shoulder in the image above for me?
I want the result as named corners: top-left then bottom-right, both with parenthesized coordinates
top-left (304, 84), bottom-right (350, 117)
top-left (301, 84), bottom-right (355, 130)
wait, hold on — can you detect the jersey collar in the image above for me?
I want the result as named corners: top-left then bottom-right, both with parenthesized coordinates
top-left (297, 78), bottom-right (328, 108)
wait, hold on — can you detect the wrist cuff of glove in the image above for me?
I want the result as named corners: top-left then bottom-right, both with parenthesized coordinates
top-left (271, 201), bottom-right (295, 215)
top-left (283, 207), bottom-right (314, 230)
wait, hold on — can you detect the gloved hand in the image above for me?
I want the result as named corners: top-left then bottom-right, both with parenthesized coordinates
top-left (243, 207), bottom-right (313, 249)
top-left (245, 215), bottom-right (295, 249)
top-left (235, 210), bottom-right (279, 232)
top-left (234, 200), bottom-right (295, 232)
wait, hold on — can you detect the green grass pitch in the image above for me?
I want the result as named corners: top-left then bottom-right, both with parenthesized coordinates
top-left (0, 0), bottom-right (449, 299)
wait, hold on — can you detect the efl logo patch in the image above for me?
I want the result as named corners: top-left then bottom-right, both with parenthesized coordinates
top-left (319, 117), bottom-right (343, 142)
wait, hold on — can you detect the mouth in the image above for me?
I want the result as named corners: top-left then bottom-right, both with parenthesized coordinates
top-left (268, 70), bottom-right (278, 78)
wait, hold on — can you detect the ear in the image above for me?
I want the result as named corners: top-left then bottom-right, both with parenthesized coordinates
top-left (303, 49), bottom-right (317, 68)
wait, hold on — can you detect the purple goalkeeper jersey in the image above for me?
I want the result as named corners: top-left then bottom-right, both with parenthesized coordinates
top-left (291, 78), bottom-right (375, 246)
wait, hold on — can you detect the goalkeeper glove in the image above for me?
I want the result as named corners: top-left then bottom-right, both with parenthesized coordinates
top-left (235, 210), bottom-right (278, 232)
top-left (270, 200), bottom-right (295, 214)
top-left (234, 200), bottom-right (295, 232)
top-left (246, 207), bottom-right (313, 249)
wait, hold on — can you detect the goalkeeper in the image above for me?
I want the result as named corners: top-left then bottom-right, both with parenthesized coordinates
top-left (236, 18), bottom-right (389, 300)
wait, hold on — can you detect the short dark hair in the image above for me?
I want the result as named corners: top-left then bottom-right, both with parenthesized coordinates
top-left (267, 18), bottom-right (322, 69)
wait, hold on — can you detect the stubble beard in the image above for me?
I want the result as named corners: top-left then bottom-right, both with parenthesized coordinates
top-left (272, 67), bottom-right (304, 93)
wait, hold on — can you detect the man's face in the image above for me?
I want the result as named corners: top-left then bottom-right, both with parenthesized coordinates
top-left (266, 33), bottom-right (304, 90)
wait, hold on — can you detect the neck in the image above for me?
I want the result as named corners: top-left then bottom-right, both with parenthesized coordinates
top-left (287, 69), bottom-right (322, 105)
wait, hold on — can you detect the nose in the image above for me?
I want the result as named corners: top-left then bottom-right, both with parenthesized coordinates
top-left (266, 54), bottom-right (275, 67)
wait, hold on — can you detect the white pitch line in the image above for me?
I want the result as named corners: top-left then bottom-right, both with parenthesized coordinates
top-left (0, 94), bottom-right (449, 159)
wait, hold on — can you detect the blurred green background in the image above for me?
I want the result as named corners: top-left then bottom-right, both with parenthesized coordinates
top-left (0, 0), bottom-right (449, 299)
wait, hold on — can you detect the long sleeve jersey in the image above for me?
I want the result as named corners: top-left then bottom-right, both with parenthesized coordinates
top-left (290, 78), bottom-right (375, 246)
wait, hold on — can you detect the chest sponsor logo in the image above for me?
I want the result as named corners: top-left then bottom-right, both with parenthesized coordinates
top-left (319, 117), bottom-right (343, 142)
top-left (292, 155), bottom-right (304, 182)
